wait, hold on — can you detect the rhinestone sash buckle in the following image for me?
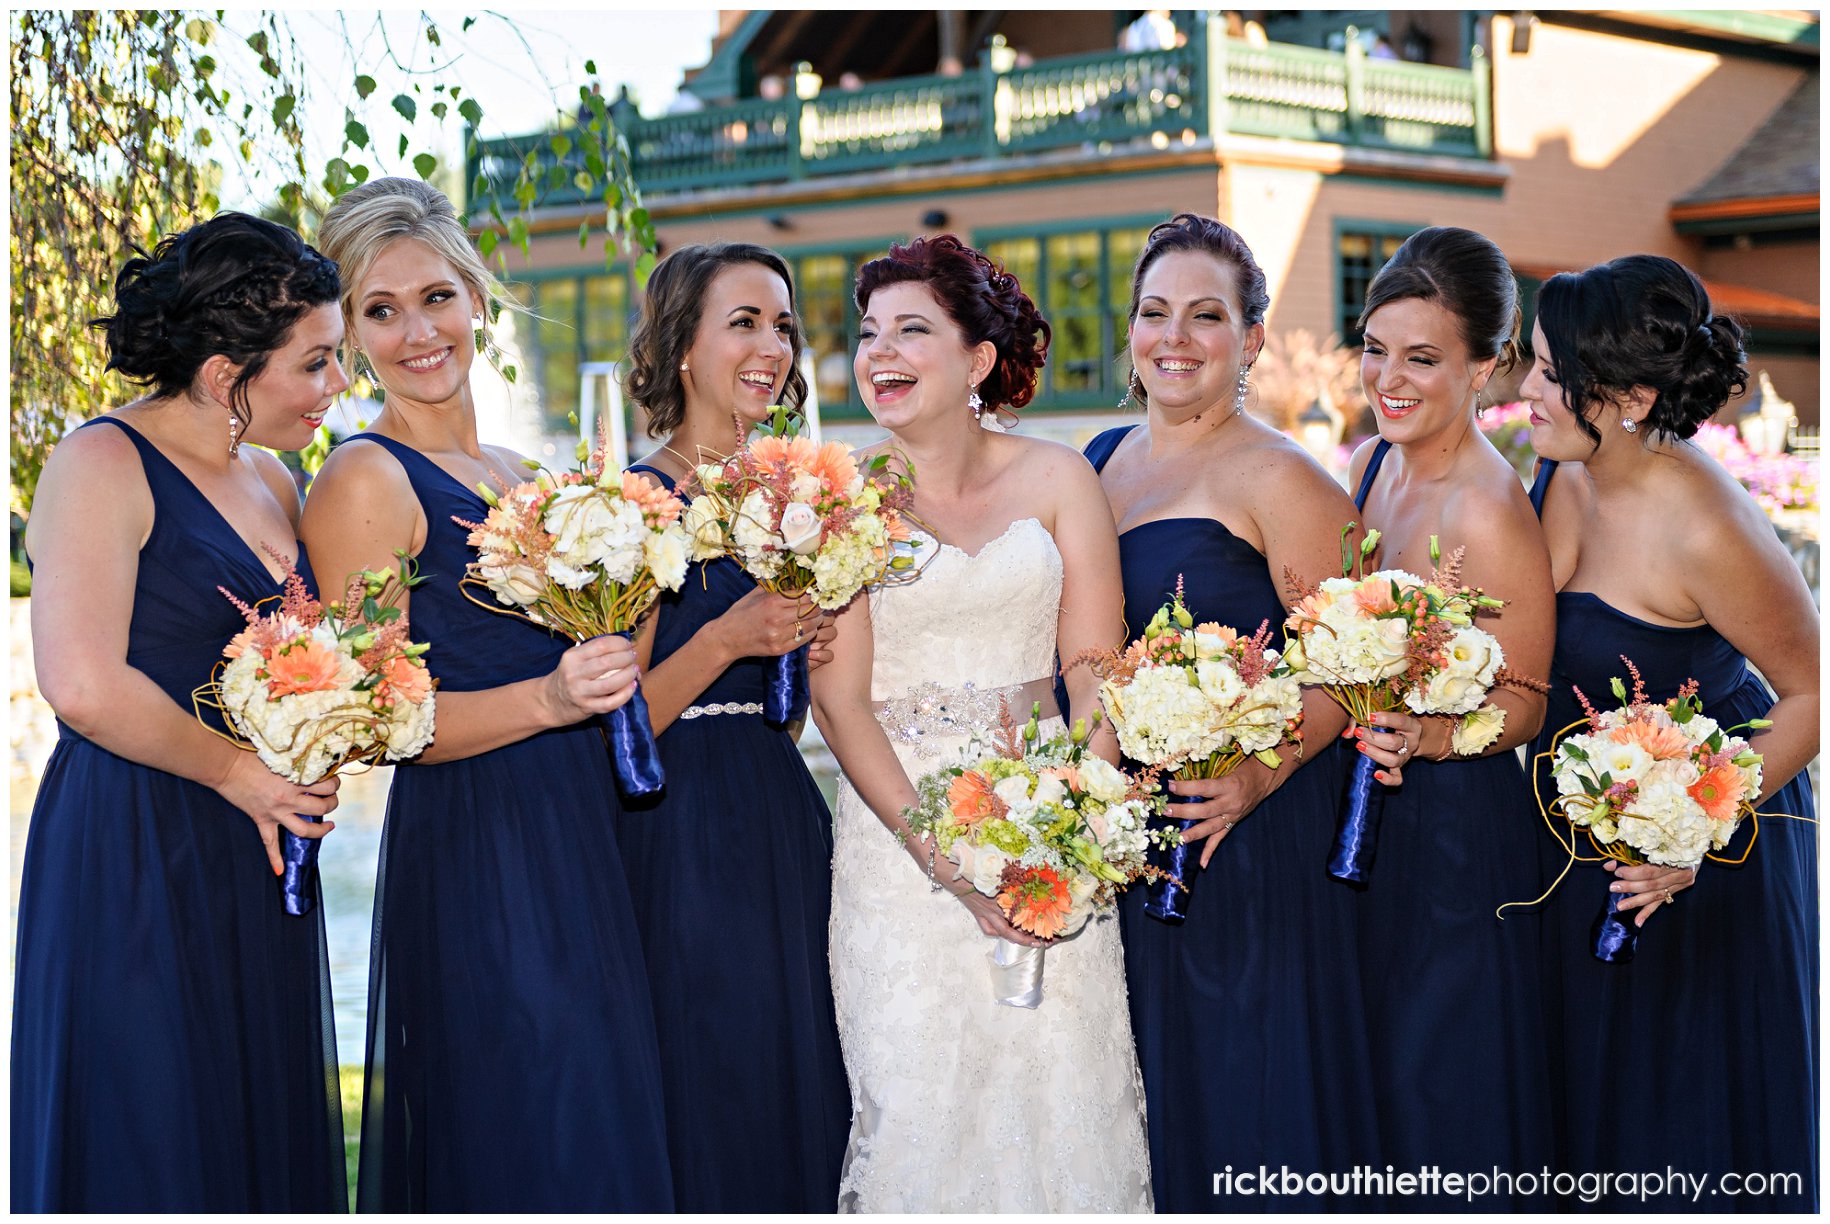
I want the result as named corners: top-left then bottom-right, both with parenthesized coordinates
top-left (871, 676), bottom-right (1058, 758)
top-left (678, 701), bottom-right (765, 720)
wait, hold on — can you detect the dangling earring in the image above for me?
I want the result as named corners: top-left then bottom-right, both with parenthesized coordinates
top-left (1117, 370), bottom-right (1139, 411)
top-left (227, 413), bottom-right (242, 459)
top-left (968, 386), bottom-right (985, 420)
top-left (1621, 417), bottom-right (1639, 434)
top-left (1475, 386), bottom-right (1488, 420)
top-left (1234, 364), bottom-right (1251, 414)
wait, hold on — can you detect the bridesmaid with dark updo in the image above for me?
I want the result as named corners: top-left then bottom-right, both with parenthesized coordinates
top-left (12, 214), bottom-right (348, 1211)
top-left (1522, 254), bottom-right (1817, 1212)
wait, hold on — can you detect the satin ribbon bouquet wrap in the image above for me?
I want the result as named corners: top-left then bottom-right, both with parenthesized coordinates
top-left (455, 438), bottom-right (690, 797)
top-left (679, 408), bottom-right (916, 725)
top-left (195, 559), bottom-right (437, 915)
top-left (902, 702), bottom-right (1172, 1008)
top-left (1084, 584), bottom-right (1304, 923)
top-left (1284, 526), bottom-right (1537, 885)
top-left (1526, 657), bottom-right (1767, 963)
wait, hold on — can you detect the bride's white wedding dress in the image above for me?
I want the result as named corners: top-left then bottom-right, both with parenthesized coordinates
top-left (829, 516), bottom-right (1152, 1213)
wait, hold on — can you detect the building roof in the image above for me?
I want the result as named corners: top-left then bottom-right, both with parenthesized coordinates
top-left (1676, 72), bottom-right (1819, 207)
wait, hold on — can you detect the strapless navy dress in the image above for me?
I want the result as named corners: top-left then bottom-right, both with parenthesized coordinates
top-left (1086, 427), bottom-right (1380, 1211)
top-left (1529, 459), bottom-right (1817, 1211)
top-left (1349, 439), bottom-right (1554, 1209)
top-left (11, 416), bottom-right (344, 1211)
top-left (618, 464), bottom-right (849, 1210)
top-left (348, 435), bottom-right (672, 1212)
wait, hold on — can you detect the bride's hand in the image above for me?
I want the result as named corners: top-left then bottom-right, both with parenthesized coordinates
top-left (955, 889), bottom-right (1048, 947)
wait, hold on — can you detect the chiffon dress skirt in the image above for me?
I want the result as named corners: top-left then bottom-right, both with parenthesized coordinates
top-left (616, 465), bottom-right (850, 1211)
top-left (347, 434), bottom-right (672, 1212)
top-left (10, 416), bottom-right (345, 1212)
top-left (1085, 426), bottom-right (1380, 1212)
top-left (1348, 439), bottom-right (1555, 1209)
top-left (1528, 460), bottom-right (1817, 1212)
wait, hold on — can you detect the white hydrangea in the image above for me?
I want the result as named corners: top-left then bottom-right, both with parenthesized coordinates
top-left (642, 525), bottom-right (690, 592)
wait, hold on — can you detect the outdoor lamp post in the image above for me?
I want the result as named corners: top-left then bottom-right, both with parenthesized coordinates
top-left (1298, 398), bottom-right (1338, 459)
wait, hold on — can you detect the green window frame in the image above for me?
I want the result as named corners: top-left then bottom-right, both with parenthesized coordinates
top-left (1334, 219), bottom-right (1420, 343)
top-left (506, 266), bottom-right (638, 437)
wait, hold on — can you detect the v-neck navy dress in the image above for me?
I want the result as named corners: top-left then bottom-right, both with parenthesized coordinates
top-left (11, 416), bottom-right (345, 1211)
top-left (347, 434), bottom-right (672, 1212)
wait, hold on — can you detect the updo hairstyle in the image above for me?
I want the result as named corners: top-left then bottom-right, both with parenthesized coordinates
top-left (1536, 254), bottom-right (1748, 444)
top-left (1123, 212), bottom-right (1269, 407)
top-left (316, 177), bottom-right (508, 364)
top-left (1358, 226), bottom-right (1521, 374)
top-left (623, 242), bottom-right (809, 437)
top-left (854, 234), bottom-right (1050, 413)
top-left (92, 212), bottom-right (340, 430)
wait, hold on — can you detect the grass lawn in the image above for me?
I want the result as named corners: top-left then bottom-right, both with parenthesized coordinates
top-left (340, 1064), bottom-right (362, 1205)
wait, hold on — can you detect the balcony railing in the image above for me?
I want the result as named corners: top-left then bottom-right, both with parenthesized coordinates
top-left (468, 30), bottom-right (1490, 213)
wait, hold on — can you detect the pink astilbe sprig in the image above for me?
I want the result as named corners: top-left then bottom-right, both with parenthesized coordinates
top-left (1232, 619), bottom-right (1278, 688)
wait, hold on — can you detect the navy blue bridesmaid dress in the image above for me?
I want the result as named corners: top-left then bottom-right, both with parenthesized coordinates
top-left (1349, 439), bottom-right (1554, 1209)
top-left (1086, 427), bottom-right (1380, 1212)
top-left (348, 435), bottom-right (672, 1212)
top-left (1529, 459), bottom-right (1817, 1211)
top-left (11, 416), bottom-right (345, 1211)
top-left (618, 464), bottom-right (850, 1210)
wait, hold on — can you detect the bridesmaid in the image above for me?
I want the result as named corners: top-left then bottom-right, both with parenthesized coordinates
top-left (12, 214), bottom-right (347, 1210)
top-left (1084, 213), bottom-right (1379, 1210)
top-left (304, 178), bottom-right (672, 1211)
top-left (1344, 227), bottom-right (1557, 1208)
top-left (617, 241), bottom-right (851, 1210)
top-left (1522, 255), bottom-right (1817, 1211)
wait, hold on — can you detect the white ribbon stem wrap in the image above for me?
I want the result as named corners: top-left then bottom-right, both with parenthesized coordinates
top-left (989, 938), bottom-right (1046, 1009)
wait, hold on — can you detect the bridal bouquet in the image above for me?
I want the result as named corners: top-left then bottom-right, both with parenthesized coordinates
top-left (904, 702), bottom-right (1169, 1008)
top-left (1090, 586), bottom-right (1303, 922)
top-left (196, 560), bottom-right (435, 915)
top-left (1284, 527), bottom-right (1538, 884)
top-left (456, 449), bottom-right (690, 797)
top-left (1544, 656), bottom-right (1765, 962)
top-left (681, 408), bottom-right (915, 724)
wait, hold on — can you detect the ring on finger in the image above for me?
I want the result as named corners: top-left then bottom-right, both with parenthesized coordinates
top-left (1397, 733), bottom-right (1410, 757)
top-left (1661, 887), bottom-right (1675, 905)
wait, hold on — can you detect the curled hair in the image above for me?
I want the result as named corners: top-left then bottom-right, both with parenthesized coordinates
top-left (1358, 226), bottom-right (1521, 373)
top-left (91, 212), bottom-right (340, 431)
top-left (623, 242), bottom-right (808, 437)
top-left (1123, 212), bottom-right (1269, 407)
top-left (854, 234), bottom-right (1049, 413)
top-left (1537, 254), bottom-right (1747, 445)
top-left (317, 177), bottom-right (509, 364)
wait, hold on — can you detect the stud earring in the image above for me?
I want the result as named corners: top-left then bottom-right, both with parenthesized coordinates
top-left (1622, 418), bottom-right (1639, 434)
top-left (679, 362), bottom-right (690, 374)
top-left (969, 387), bottom-right (985, 420)
top-left (227, 413), bottom-right (242, 459)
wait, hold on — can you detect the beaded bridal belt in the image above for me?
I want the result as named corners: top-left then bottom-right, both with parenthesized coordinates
top-left (870, 676), bottom-right (1060, 759)
top-left (678, 701), bottom-right (765, 719)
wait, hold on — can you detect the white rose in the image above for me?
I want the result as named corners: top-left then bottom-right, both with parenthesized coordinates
top-left (483, 562), bottom-right (544, 607)
top-left (1030, 774), bottom-right (1067, 809)
top-left (681, 495), bottom-right (727, 562)
top-left (788, 472), bottom-right (822, 501)
top-left (643, 527), bottom-right (689, 591)
top-left (779, 501), bottom-right (824, 556)
top-left (543, 486), bottom-right (618, 564)
top-left (731, 489), bottom-right (779, 558)
top-left (1077, 756), bottom-right (1130, 804)
top-left (993, 774), bottom-right (1033, 811)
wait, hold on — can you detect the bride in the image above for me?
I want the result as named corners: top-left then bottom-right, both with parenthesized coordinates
top-left (809, 236), bottom-right (1152, 1212)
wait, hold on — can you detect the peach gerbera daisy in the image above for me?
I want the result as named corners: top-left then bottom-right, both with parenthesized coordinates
top-left (947, 770), bottom-right (1007, 826)
top-left (1617, 718), bottom-right (1691, 761)
top-left (379, 654), bottom-right (432, 705)
top-left (265, 638), bottom-right (345, 696)
top-left (621, 471), bottom-right (683, 525)
top-left (1353, 577), bottom-right (1399, 615)
top-left (998, 864), bottom-right (1073, 940)
top-left (1688, 761), bottom-right (1749, 822)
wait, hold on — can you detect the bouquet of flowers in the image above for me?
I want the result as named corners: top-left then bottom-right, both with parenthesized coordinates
top-left (195, 559), bottom-right (436, 915)
top-left (1089, 586), bottom-right (1304, 922)
top-left (457, 444), bottom-right (691, 797)
top-left (681, 408), bottom-right (915, 724)
top-left (903, 702), bottom-right (1170, 1008)
top-left (1284, 526), bottom-right (1537, 884)
top-left (1542, 657), bottom-right (1765, 962)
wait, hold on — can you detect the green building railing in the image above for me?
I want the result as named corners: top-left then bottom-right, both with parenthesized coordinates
top-left (467, 26), bottom-right (1489, 214)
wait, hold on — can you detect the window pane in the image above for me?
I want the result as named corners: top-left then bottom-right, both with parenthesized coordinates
top-left (985, 238), bottom-right (1040, 298)
top-left (1337, 228), bottom-right (1416, 341)
top-left (534, 278), bottom-right (580, 434)
top-left (796, 254), bottom-right (854, 411)
top-left (581, 273), bottom-right (629, 363)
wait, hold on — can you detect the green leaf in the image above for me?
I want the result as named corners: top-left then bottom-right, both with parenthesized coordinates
top-left (579, 221), bottom-right (590, 248)
top-left (195, 54), bottom-right (216, 78)
top-left (507, 215), bottom-right (528, 249)
top-left (391, 93), bottom-right (416, 123)
top-left (355, 74), bottom-right (377, 100)
top-left (413, 152), bottom-right (438, 179)
top-left (246, 30), bottom-right (269, 55)
top-left (458, 98), bottom-right (483, 126)
top-left (502, 364), bottom-right (518, 385)
top-left (398, 133), bottom-right (409, 158)
top-left (425, 22), bottom-right (441, 46)
top-left (462, 16), bottom-right (476, 31)
top-left (478, 228), bottom-right (498, 257)
top-left (634, 250), bottom-right (657, 285)
top-left (584, 58), bottom-right (597, 74)
top-left (431, 100), bottom-right (448, 121)
top-left (350, 162), bottom-right (371, 184)
top-left (345, 119), bottom-right (369, 149)
top-left (550, 133), bottom-right (572, 158)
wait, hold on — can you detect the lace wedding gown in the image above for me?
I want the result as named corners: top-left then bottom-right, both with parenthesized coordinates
top-left (829, 516), bottom-right (1152, 1213)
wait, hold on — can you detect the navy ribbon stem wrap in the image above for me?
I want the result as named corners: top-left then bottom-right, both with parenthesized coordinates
top-left (1591, 885), bottom-right (1639, 963)
top-left (1328, 751), bottom-right (1386, 884)
top-left (279, 819), bottom-right (319, 916)
top-left (1143, 791), bottom-right (1204, 924)
top-left (765, 642), bottom-right (811, 726)
top-left (597, 631), bottom-right (666, 798)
